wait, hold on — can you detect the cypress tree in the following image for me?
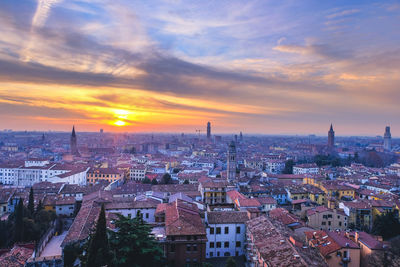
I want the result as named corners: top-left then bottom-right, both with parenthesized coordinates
top-left (28, 187), bottom-right (35, 217)
top-left (36, 200), bottom-right (43, 213)
top-left (85, 204), bottom-right (111, 267)
top-left (14, 198), bottom-right (24, 243)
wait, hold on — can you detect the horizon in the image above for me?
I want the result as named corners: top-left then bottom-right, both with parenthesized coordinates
top-left (2, 127), bottom-right (398, 139)
top-left (0, 0), bottom-right (399, 135)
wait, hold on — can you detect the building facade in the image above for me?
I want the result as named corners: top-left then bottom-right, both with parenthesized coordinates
top-left (205, 211), bottom-right (247, 258)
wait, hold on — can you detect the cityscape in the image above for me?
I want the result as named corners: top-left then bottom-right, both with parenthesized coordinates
top-left (1, 1), bottom-right (400, 267)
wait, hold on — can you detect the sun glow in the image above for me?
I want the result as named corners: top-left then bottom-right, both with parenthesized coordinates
top-left (113, 120), bottom-right (126, 126)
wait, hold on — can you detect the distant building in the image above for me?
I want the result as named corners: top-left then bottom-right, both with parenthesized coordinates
top-left (239, 131), bottom-right (243, 142)
top-left (227, 141), bottom-right (237, 181)
top-left (70, 126), bottom-right (79, 156)
top-left (207, 122), bottom-right (211, 139)
top-left (383, 126), bottom-right (391, 151)
top-left (293, 163), bottom-right (319, 175)
top-left (86, 167), bottom-right (125, 184)
top-left (328, 124), bottom-right (335, 149)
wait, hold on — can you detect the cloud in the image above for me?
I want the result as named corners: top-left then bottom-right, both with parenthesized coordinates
top-left (273, 43), bottom-right (352, 61)
top-left (326, 9), bottom-right (360, 19)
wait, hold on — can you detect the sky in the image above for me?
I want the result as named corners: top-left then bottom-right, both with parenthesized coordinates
top-left (0, 0), bottom-right (399, 136)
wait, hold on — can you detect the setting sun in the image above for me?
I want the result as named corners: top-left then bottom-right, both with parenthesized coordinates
top-left (113, 120), bottom-right (126, 126)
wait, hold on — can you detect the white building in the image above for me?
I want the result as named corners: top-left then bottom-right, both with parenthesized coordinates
top-left (265, 159), bottom-right (286, 174)
top-left (206, 211), bottom-right (248, 258)
top-left (47, 167), bottom-right (89, 186)
top-left (293, 163), bottom-right (319, 175)
top-left (0, 163), bottom-right (88, 186)
top-left (105, 197), bottom-right (161, 224)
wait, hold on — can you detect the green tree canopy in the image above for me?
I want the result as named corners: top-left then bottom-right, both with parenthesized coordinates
top-left (283, 159), bottom-right (294, 174)
top-left (142, 177), bottom-right (151, 184)
top-left (161, 173), bottom-right (172, 184)
top-left (109, 212), bottom-right (164, 267)
top-left (372, 211), bottom-right (400, 240)
top-left (14, 198), bottom-right (24, 243)
top-left (225, 257), bottom-right (237, 267)
top-left (28, 187), bottom-right (35, 217)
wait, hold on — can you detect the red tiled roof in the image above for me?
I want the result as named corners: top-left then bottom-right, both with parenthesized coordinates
top-left (165, 200), bottom-right (206, 236)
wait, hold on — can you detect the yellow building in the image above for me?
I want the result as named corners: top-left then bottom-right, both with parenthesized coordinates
top-left (86, 167), bottom-right (125, 184)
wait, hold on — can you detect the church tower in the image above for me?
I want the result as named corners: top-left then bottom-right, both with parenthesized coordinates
top-left (70, 126), bottom-right (79, 156)
top-left (227, 141), bottom-right (237, 181)
top-left (328, 124), bottom-right (335, 149)
top-left (207, 122), bottom-right (211, 139)
top-left (384, 126), bottom-right (392, 151)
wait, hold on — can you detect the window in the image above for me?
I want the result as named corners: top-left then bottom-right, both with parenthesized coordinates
top-left (339, 222), bottom-right (342, 227)
top-left (216, 227), bottom-right (221, 234)
top-left (343, 251), bottom-right (348, 258)
top-left (192, 245), bottom-right (197, 251)
top-left (186, 245), bottom-right (191, 252)
top-left (145, 213), bottom-right (149, 219)
top-left (236, 226), bottom-right (241, 234)
top-left (216, 242), bottom-right (221, 248)
top-left (210, 227), bottom-right (214, 234)
top-left (210, 242), bottom-right (214, 248)
top-left (224, 227), bottom-right (229, 234)
top-left (328, 221), bottom-right (331, 226)
top-left (170, 244), bottom-right (175, 252)
top-left (322, 221), bottom-right (326, 225)
top-left (224, 242), bottom-right (229, 248)
top-left (236, 241), bottom-right (241, 247)
top-left (210, 252), bottom-right (213, 257)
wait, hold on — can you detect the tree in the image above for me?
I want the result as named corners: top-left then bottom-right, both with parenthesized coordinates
top-left (14, 198), bottom-right (24, 243)
top-left (183, 179), bottom-right (189, 184)
top-left (142, 177), bottom-right (151, 184)
top-left (283, 160), bottom-right (294, 174)
top-left (84, 204), bottom-right (112, 267)
top-left (28, 187), bottom-right (35, 217)
top-left (151, 179), bottom-right (158, 185)
top-left (36, 200), bottom-right (43, 213)
top-left (368, 235), bottom-right (400, 267)
top-left (372, 211), bottom-right (400, 240)
top-left (161, 173), bottom-right (172, 184)
top-left (225, 257), bottom-right (237, 267)
top-left (63, 242), bottom-right (82, 267)
top-left (109, 212), bottom-right (164, 267)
